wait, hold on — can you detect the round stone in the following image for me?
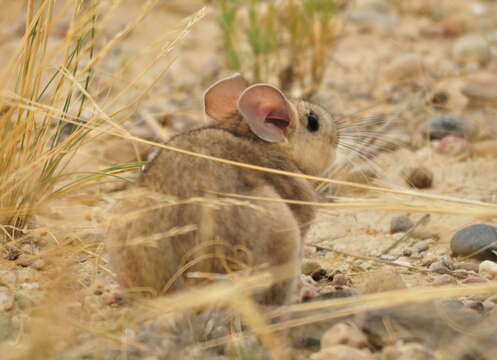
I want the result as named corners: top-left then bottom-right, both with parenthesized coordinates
top-left (403, 167), bottom-right (433, 189)
top-left (451, 224), bottom-right (497, 261)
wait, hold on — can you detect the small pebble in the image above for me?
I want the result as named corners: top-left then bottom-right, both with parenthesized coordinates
top-left (104, 291), bottom-right (125, 306)
top-left (0, 287), bottom-right (14, 312)
top-left (462, 73), bottom-right (497, 105)
top-left (411, 230), bottom-right (438, 241)
top-left (423, 114), bottom-right (478, 140)
top-left (384, 54), bottom-right (423, 82)
top-left (452, 34), bottom-right (491, 65)
top-left (479, 260), bottom-right (497, 279)
top-left (299, 275), bottom-right (319, 301)
top-left (403, 167), bottom-right (433, 189)
top-left (429, 260), bottom-right (452, 274)
top-left (348, 0), bottom-right (397, 28)
top-left (451, 224), bottom-right (497, 261)
top-left (16, 254), bottom-right (32, 267)
top-left (440, 255), bottom-right (454, 268)
top-left (390, 214), bottom-right (413, 234)
top-left (332, 273), bottom-right (351, 286)
top-left (471, 3), bottom-right (487, 16)
top-left (421, 18), bottom-right (465, 38)
top-left (452, 269), bottom-right (474, 279)
top-left (435, 136), bottom-right (472, 158)
top-left (412, 240), bottom-right (432, 254)
top-left (320, 323), bottom-right (368, 349)
top-left (402, 248), bottom-right (413, 257)
top-left (482, 300), bottom-right (496, 312)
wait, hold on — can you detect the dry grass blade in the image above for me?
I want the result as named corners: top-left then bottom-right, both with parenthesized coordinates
top-left (270, 283), bottom-right (497, 328)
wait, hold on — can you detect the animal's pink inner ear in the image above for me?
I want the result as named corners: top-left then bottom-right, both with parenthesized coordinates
top-left (204, 73), bottom-right (249, 123)
top-left (237, 84), bottom-right (292, 143)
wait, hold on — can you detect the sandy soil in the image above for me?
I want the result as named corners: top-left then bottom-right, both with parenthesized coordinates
top-left (2, 0), bottom-right (497, 359)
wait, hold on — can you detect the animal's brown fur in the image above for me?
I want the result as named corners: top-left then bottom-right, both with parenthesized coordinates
top-left (107, 75), bottom-right (338, 304)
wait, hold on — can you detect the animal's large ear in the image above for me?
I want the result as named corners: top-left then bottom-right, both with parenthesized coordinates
top-left (237, 84), bottom-right (293, 143)
top-left (203, 73), bottom-right (249, 123)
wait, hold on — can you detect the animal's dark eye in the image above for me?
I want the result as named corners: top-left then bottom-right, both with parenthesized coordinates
top-left (307, 111), bottom-right (319, 132)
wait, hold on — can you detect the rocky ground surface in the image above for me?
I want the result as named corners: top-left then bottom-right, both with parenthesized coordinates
top-left (2, 0), bottom-right (497, 359)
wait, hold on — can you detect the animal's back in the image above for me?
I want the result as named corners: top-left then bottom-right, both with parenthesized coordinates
top-left (108, 128), bottom-right (316, 297)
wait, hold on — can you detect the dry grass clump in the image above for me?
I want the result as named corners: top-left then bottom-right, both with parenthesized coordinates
top-left (1, 0), bottom-right (107, 236)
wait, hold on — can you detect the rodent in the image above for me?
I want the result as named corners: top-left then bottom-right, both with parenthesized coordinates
top-left (106, 73), bottom-right (339, 305)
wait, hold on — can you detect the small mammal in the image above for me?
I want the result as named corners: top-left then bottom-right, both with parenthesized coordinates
top-left (107, 74), bottom-right (339, 304)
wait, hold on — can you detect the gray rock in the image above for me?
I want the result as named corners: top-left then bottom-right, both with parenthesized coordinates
top-left (451, 224), bottom-right (497, 261)
top-left (440, 255), bottom-right (454, 269)
top-left (390, 215), bottom-right (413, 234)
top-left (423, 114), bottom-right (478, 140)
top-left (429, 259), bottom-right (452, 274)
